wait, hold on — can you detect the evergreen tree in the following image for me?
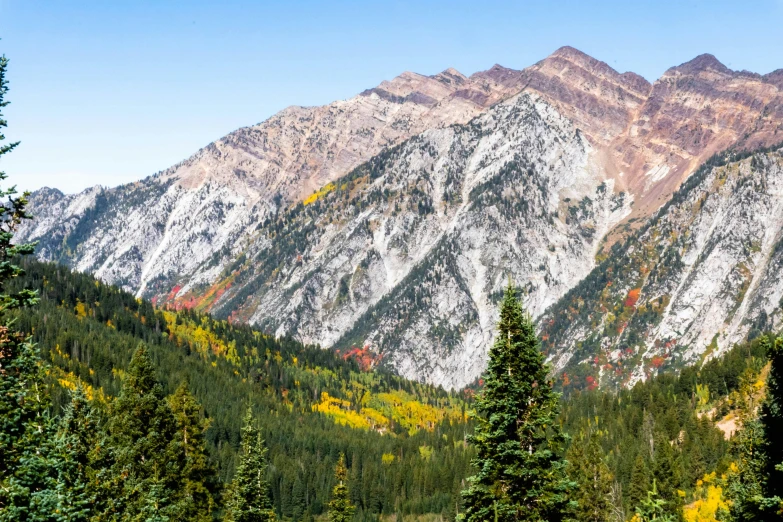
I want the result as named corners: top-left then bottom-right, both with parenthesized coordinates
top-left (0, 340), bottom-right (53, 522)
top-left (628, 454), bottom-right (651, 510)
top-left (349, 452), bottom-right (362, 509)
top-left (168, 381), bottom-right (218, 521)
top-left (683, 435), bottom-right (706, 487)
top-left (462, 284), bottom-right (573, 522)
top-left (43, 386), bottom-right (99, 521)
top-left (224, 409), bottom-right (276, 522)
top-left (0, 48), bottom-right (49, 521)
top-left (724, 419), bottom-right (766, 521)
top-left (292, 474), bottom-right (306, 520)
top-left (651, 432), bottom-right (681, 518)
top-left (633, 481), bottom-right (675, 522)
top-left (758, 336), bottom-right (783, 515)
top-left (724, 337), bottom-right (776, 521)
top-left (566, 428), bottom-right (613, 522)
top-left (138, 479), bottom-right (172, 522)
top-left (328, 453), bottom-right (355, 522)
top-left (93, 343), bottom-right (182, 520)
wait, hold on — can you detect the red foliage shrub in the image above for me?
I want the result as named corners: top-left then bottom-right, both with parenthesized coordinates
top-left (341, 345), bottom-right (382, 371)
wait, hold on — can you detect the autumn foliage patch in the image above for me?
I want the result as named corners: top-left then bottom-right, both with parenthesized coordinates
top-left (625, 288), bottom-right (641, 308)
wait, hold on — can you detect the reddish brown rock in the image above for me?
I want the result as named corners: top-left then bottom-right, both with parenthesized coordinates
top-left (474, 46), bottom-right (653, 145)
top-left (471, 48), bottom-right (783, 224)
top-left (610, 54), bottom-right (783, 218)
top-left (156, 46), bottom-right (783, 228)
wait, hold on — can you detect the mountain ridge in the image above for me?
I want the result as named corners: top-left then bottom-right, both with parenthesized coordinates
top-left (19, 47), bottom-right (783, 388)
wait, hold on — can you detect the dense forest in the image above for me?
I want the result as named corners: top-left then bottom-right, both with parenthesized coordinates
top-left (3, 233), bottom-right (782, 521)
top-left (9, 258), bottom-right (474, 520)
top-left (2, 51), bottom-right (783, 521)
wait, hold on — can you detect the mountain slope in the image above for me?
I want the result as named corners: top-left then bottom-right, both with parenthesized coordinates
top-left (200, 92), bottom-right (629, 389)
top-left (21, 67), bottom-right (521, 297)
top-left (18, 48), bottom-right (783, 388)
top-left (475, 47), bottom-right (783, 220)
top-left (12, 259), bottom-right (475, 517)
top-left (28, 48), bottom-right (783, 303)
top-left (472, 46), bottom-right (653, 146)
top-left (541, 145), bottom-right (783, 389)
top-left (13, 259), bottom-right (761, 518)
top-left (610, 54), bottom-right (783, 220)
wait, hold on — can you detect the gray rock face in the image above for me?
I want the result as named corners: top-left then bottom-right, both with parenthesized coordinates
top-left (540, 148), bottom-right (783, 388)
top-left (179, 93), bottom-right (628, 389)
top-left (20, 91), bottom-right (629, 390)
top-left (20, 66), bottom-right (523, 302)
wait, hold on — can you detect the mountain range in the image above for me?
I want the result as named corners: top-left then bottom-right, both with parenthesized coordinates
top-left (19, 46), bottom-right (783, 389)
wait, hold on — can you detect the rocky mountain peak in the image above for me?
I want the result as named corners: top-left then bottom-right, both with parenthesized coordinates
top-left (362, 70), bottom-right (450, 103)
top-left (509, 46), bottom-right (650, 150)
top-left (671, 53), bottom-right (731, 75)
top-left (547, 45), bottom-right (597, 65)
top-left (764, 69), bottom-right (783, 88)
top-left (539, 46), bottom-right (652, 93)
top-left (608, 52), bottom-right (783, 227)
top-left (433, 68), bottom-right (468, 84)
top-left (470, 64), bottom-right (521, 86)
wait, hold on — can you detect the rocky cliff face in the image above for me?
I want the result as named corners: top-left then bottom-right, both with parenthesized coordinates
top-left (201, 93), bottom-right (629, 389)
top-left (541, 147), bottom-right (783, 389)
top-left (473, 46), bottom-right (653, 146)
top-left (18, 47), bottom-right (783, 388)
top-left (610, 54), bottom-right (783, 219)
top-left (472, 47), bottom-right (783, 222)
top-left (21, 67), bottom-right (521, 298)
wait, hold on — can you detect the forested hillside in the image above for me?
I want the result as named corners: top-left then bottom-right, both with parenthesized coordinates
top-left (5, 257), bottom-right (778, 520)
top-left (10, 259), bottom-right (473, 520)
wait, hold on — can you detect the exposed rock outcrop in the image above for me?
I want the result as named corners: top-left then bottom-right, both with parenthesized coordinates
top-left (541, 147), bottom-right (783, 389)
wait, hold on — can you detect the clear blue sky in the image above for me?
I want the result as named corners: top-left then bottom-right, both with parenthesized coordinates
top-left (1, 0), bottom-right (782, 194)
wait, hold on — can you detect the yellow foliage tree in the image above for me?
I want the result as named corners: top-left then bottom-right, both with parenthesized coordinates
top-left (683, 473), bottom-right (729, 522)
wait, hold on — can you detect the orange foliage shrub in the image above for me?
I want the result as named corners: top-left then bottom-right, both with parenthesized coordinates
top-left (625, 288), bottom-right (641, 308)
top-left (342, 345), bottom-right (382, 371)
top-left (651, 355), bottom-right (666, 368)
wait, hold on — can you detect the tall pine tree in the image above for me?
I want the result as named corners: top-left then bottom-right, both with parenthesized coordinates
top-left (328, 453), bottom-right (355, 522)
top-left (566, 427), bottom-right (613, 522)
top-left (93, 343), bottom-right (182, 520)
top-left (628, 453), bottom-right (651, 512)
top-left (0, 48), bottom-right (49, 521)
top-left (462, 284), bottom-right (573, 522)
top-left (651, 431), bottom-right (681, 519)
top-left (724, 418), bottom-right (766, 521)
top-left (168, 381), bottom-right (218, 521)
top-left (633, 481), bottom-right (675, 522)
top-left (42, 386), bottom-right (99, 521)
top-left (224, 409), bottom-right (276, 522)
